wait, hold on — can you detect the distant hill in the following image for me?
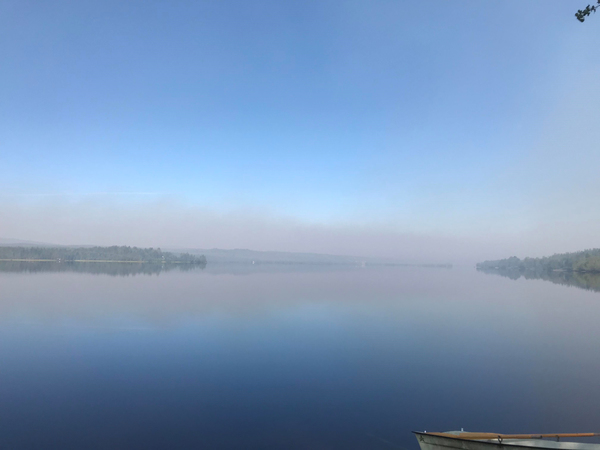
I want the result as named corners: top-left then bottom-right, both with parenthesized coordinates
top-left (477, 248), bottom-right (600, 273)
top-left (0, 239), bottom-right (451, 268)
top-left (173, 248), bottom-right (364, 265)
top-left (169, 247), bottom-right (452, 268)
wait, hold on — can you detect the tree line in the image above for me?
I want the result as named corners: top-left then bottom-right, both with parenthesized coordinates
top-left (0, 260), bottom-right (205, 276)
top-left (0, 246), bottom-right (207, 264)
top-left (477, 248), bottom-right (600, 273)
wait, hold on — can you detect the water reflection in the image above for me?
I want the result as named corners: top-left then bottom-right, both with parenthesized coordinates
top-left (0, 260), bottom-right (448, 276)
top-left (1, 266), bottom-right (600, 449)
top-left (0, 260), bottom-right (205, 276)
top-left (477, 267), bottom-right (600, 293)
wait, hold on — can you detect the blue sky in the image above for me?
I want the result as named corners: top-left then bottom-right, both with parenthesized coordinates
top-left (1, 1), bottom-right (599, 260)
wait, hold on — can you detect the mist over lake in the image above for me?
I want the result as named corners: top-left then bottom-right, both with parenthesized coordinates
top-left (1, 265), bottom-right (600, 449)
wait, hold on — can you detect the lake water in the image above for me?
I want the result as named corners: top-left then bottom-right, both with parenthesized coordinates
top-left (1, 263), bottom-right (600, 449)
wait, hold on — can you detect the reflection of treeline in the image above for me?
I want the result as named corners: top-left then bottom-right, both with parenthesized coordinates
top-left (0, 246), bottom-right (206, 264)
top-left (0, 261), bottom-right (205, 277)
top-left (477, 248), bottom-right (600, 273)
top-left (477, 266), bottom-right (600, 293)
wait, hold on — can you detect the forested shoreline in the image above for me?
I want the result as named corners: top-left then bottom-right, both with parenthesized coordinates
top-left (477, 248), bottom-right (600, 273)
top-left (0, 246), bottom-right (207, 264)
top-left (0, 260), bottom-right (205, 276)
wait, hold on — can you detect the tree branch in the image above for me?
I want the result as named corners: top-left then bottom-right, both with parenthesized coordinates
top-left (576, 0), bottom-right (600, 22)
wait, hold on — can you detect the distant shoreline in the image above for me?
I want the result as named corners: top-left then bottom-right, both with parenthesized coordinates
top-left (0, 246), bottom-right (207, 265)
top-left (0, 259), bottom-right (453, 268)
top-left (0, 244), bottom-right (452, 268)
top-left (479, 266), bottom-right (600, 274)
top-left (477, 248), bottom-right (600, 274)
top-left (0, 259), bottom-right (202, 264)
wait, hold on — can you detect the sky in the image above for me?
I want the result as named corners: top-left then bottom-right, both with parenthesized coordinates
top-left (1, 0), bottom-right (600, 263)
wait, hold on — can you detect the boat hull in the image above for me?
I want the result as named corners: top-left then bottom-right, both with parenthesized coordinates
top-left (414, 433), bottom-right (600, 450)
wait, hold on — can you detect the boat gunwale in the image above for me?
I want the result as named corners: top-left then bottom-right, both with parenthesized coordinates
top-left (412, 432), bottom-right (600, 450)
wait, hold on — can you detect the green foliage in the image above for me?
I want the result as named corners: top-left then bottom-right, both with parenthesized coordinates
top-left (0, 246), bottom-right (207, 265)
top-left (576, 1), bottom-right (600, 22)
top-left (478, 264), bottom-right (600, 293)
top-left (477, 248), bottom-right (600, 273)
top-left (0, 260), bottom-right (205, 276)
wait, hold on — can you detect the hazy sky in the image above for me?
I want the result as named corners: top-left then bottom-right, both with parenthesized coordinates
top-left (1, 1), bottom-right (599, 262)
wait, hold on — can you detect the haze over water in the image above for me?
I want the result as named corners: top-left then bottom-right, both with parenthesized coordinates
top-left (1, 265), bottom-right (599, 449)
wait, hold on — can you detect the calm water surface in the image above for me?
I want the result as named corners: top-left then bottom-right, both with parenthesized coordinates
top-left (1, 264), bottom-right (600, 449)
